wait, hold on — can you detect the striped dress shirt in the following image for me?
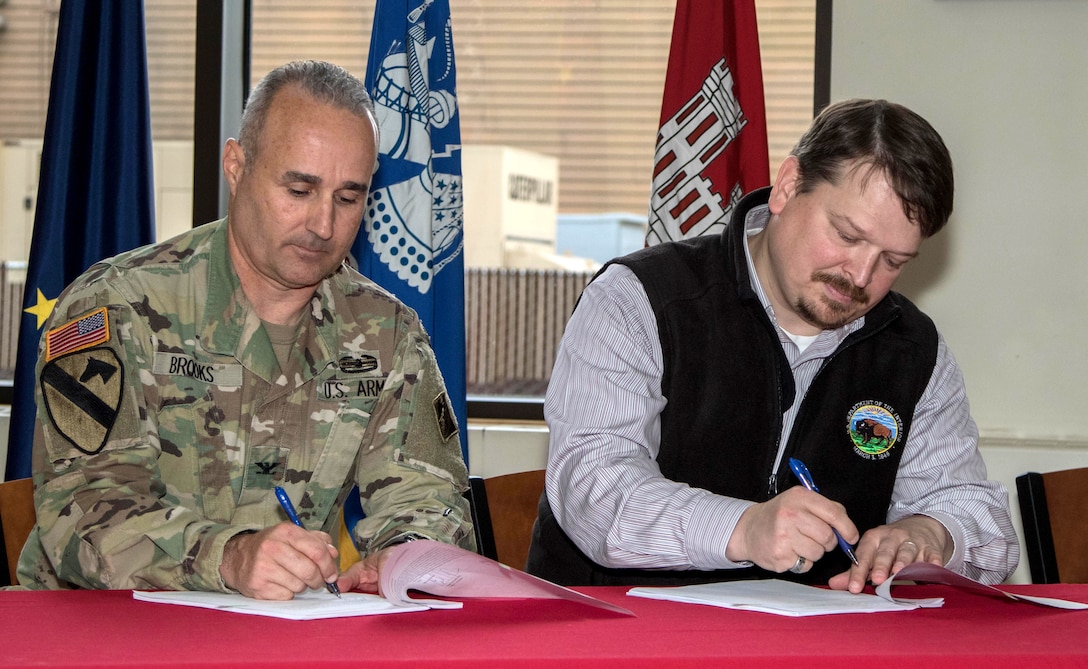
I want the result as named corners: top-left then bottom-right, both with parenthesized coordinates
top-left (544, 207), bottom-right (1018, 585)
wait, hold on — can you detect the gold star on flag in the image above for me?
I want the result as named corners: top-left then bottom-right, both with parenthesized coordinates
top-left (24, 288), bottom-right (58, 329)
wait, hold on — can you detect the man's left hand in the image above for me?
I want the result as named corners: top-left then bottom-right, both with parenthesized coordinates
top-left (337, 547), bottom-right (392, 595)
top-left (828, 515), bottom-right (952, 593)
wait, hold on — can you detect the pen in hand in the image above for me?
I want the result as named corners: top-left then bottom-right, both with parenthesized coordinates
top-left (274, 486), bottom-right (342, 598)
top-left (787, 458), bottom-right (860, 566)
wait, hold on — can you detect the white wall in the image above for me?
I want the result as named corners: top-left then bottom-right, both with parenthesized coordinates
top-left (828, 0), bottom-right (1088, 583)
top-left (466, 422), bottom-right (549, 479)
top-left (831, 0), bottom-right (1088, 443)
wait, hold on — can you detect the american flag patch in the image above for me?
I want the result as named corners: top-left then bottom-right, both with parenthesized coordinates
top-left (45, 307), bottom-right (110, 361)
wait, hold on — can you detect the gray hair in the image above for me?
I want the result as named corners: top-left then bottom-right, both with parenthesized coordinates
top-left (238, 60), bottom-right (379, 170)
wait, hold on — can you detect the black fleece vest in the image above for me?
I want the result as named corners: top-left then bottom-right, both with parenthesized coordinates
top-left (527, 188), bottom-right (939, 586)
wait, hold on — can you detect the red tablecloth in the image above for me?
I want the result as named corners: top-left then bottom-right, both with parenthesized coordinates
top-left (2, 584), bottom-right (1088, 668)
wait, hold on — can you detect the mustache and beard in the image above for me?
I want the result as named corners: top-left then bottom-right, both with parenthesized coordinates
top-left (794, 271), bottom-right (869, 330)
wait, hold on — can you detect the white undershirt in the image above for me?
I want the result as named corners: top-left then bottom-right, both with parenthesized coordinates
top-left (782, 329), bottom-right (819, 354)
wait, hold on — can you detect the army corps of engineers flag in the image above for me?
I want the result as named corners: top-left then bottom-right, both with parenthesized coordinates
top-left (351, 0), bottom-right (467, 454)
top-left (646, 0), bottom-right (769, 245)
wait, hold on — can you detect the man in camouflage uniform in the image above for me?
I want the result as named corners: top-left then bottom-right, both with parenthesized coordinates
top-left (16, 60), bottom-right (474, 599)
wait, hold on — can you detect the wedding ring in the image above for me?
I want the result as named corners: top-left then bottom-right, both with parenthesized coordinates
top-left (789, 556), bottom-right (806, 574)
top-left (901, 540), bottom-right (918, 550)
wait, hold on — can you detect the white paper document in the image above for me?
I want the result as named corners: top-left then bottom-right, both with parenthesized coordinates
top-left (628, 579), bottom-right (924, 617)
top-left (875, 562), bottom-right (1088, 610)
top-left (378, 540), bottom-right (633, 615)
top-left (132, 589), bottom-right (430, 620)
top-left (628, 562), bottom-right (1088, 617)
top-left (135, 541), bottom-right (633, 619)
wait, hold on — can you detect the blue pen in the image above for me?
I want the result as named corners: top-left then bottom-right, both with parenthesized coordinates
top-left (274, 486), bottom-right (341, 598)
top-left (787, 458), bottom-right (860, 566)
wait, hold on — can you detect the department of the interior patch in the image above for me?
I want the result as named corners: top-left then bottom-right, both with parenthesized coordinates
top-left (40, 347), bottom-right (124, 455)
top-left (847, 400), bottom-right (902, 460)
top-left (45, 307), bottom-right (109, 362)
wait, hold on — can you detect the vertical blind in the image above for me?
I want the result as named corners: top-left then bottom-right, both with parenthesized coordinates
top-left (0, 0), bottom-right (815, 218)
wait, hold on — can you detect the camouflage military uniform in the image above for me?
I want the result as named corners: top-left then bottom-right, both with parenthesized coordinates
top-left (17, 218), bottom-right (474, 591)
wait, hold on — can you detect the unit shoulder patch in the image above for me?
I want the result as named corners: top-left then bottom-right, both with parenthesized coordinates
top-left (432, 392), bottom-right (458, 442)
top-left (40, 347), bottom-right (124, 455)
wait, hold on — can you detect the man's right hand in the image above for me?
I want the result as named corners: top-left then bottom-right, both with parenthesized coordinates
top-left (725, 486), bottom-right (859, 574)
top-left (219, 522), bottom-right (340, 599)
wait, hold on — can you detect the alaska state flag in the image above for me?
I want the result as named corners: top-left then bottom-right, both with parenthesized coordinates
top-left (646, 0), bottom-right (769, 245)
top-left (6, 1), bottom-right (156, 480)
top-left (353, 0), bottom-right (466, 455)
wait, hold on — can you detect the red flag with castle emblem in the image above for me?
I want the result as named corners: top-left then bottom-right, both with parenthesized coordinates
top-left (647, 0), bottom-right (769, 244)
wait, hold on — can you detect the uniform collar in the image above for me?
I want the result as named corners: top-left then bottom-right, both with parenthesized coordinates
top-left (200, 218), bottom-right (258, 358)
top-left (198, 219), bottom-right (338, 383)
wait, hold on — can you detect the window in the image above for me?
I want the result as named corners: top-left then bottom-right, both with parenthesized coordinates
top-left (247, 1), bottom-right (818, 410)
top-left (0, 2), bottom-right (817, 411)
top-left (246, 1), bottom-right (816, 214)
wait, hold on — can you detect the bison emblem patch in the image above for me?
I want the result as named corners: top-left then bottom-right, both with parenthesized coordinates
top-left (847, 402), bottom-right (901, 459)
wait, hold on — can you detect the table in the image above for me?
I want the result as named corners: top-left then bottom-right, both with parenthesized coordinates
top-left (2, 584), bottom-right (1088, 668)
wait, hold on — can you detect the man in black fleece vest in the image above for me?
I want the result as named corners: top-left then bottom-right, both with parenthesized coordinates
top-left (527, 99), bottom-right (1018, 592)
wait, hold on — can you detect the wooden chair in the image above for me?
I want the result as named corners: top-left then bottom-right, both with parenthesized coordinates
top-left (1016, 467), bottom-right (1088, 584)
top-left (0, 478), bottom-right (35, 587)
top-left (466, 470), bottom-right (546, 570)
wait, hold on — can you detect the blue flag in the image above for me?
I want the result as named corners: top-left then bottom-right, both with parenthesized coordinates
top-left (353, 0), bottom-right (466, 456)
top-left (5, 1), bottom-right (156, 480)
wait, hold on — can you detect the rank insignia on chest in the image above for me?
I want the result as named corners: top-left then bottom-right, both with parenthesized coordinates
top-left (254, 461), bottom-right (279, 476)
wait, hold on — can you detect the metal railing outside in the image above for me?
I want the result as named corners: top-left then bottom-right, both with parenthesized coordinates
top-left (0, 264), bottom-right (591, 401)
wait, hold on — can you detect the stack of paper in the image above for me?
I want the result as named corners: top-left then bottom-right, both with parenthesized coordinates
top-left (133, 590), bottom-right (431, 621)
top-left (627, 562), bottom-right (1088, 617)
top-left (134, 541), bottom-right (634, 619)
top-left (628, 579), bottom-right (927, 617)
